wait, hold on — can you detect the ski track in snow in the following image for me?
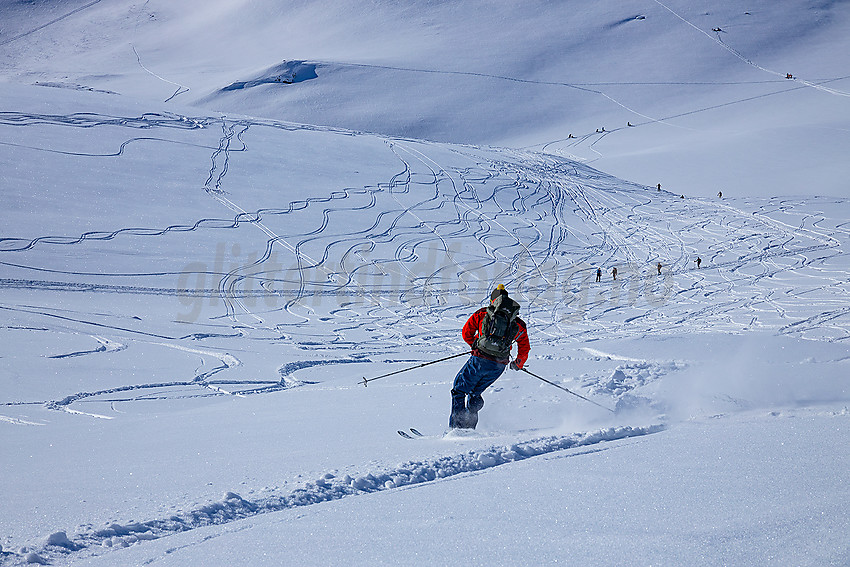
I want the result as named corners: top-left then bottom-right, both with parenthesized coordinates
top-left (0, 424), bottom-right (663, 566)
top-left (0, 414), bottom-right (45, 426)
top-left (48, 335), bottom-right (126, 359)
top-left (1, 349), bottom-right (372, 415)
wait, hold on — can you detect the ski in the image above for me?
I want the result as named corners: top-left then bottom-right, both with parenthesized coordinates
top-left (398, 428), bottom-right (424, 439)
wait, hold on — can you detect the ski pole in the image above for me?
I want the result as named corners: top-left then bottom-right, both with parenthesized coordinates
top-left (361, 351), bottom-right (471, 387)
top-left (520, 367), bottom-right (615, 413)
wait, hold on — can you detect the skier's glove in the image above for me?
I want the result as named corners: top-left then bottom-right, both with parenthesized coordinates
top-left (510, 360), bottom-right (523, 371)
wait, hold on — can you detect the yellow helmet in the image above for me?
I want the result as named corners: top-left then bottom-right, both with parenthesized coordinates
top-left (490, 284), bottom-right (507, 301)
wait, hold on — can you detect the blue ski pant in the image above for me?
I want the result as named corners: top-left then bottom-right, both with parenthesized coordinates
top-left (451, 355), bottom-right (507, 418)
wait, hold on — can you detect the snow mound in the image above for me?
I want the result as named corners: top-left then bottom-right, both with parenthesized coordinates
top-left (45, 531), bottom-right (78, 550)
top-left (23, 552), bottom-right (47, 565)
top-left (220, 61), bottom-right (319, 91)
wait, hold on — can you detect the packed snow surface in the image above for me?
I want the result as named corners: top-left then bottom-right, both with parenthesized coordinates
top-left (1, 1), bottom-right (849, 566)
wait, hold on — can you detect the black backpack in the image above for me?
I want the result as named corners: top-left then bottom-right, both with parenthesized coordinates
top-left (475, 294), bottom-right (520, 359)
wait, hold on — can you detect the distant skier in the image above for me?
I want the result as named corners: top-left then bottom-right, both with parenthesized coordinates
top-left (657, 183), bottom-right (661, 191)
top-left (596, 267), bottom-right (602, 282)
top-left (612, 266), bottom-right (618, 280)
top-left (656, 262), bottom-right (662, 275)
top-left (718, 191), bottom-right (723, 198)
top-left (696, 257), bottom-right (702, 269)
top-left (450, 285), bottom-right (530, 429)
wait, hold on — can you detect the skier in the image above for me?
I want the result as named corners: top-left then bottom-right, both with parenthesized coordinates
top-left (696, 256), bottom-right (702, 269)
top-left (657, 262), bottom-right (662, 275)
top-left (596, 267), bottom-right (602, 282)
top-left (450, 285), bottom-right (530, 429)
top-left (718, 190), bottom-right (723, 198)
top-left (612, 266), bottom-right (618, 280)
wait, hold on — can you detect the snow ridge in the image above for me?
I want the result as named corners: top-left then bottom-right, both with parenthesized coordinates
top-left (1, 424), bottom-right (663, 566)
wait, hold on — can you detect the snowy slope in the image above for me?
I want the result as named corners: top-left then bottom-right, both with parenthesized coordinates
top-left (2, 1), bottom-right (850, 566)
top-left (2, 85), bottom-right (849, 565)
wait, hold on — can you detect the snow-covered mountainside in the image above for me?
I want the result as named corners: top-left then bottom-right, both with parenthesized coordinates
top-left (1, 1), bottom-right (849, 566)
top-left (2, 0), bottom-right (849, 196)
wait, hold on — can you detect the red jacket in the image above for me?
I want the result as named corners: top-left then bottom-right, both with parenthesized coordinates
top-left (462, 307), bottom-right (530, 367)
